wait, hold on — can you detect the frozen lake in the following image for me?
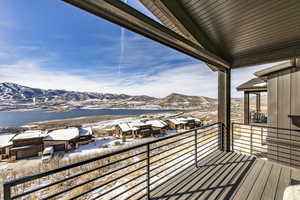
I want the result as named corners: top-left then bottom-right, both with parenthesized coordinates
top-left (0, 109), bottom-right (174, 127)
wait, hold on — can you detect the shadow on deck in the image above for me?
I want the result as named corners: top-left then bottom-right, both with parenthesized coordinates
top-left (147, 151), bottom-right (298, 200)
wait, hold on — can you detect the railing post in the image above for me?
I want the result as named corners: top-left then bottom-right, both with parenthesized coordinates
top-left (195, 129), bottom-right (198, 168)
top-left (220, 123), bottom-right (224, 151)
top-left (250, 126), bottom-right (253, 155)
top-left (231, 123), bottom-right (234, 152)
top-left (4, 183), bottom-right (11, 200)
top-left (146, 144), bottom-right (150, 200)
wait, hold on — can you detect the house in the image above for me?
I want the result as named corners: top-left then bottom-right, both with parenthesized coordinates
top-left (0, 133), bottom-right (15, 160)
top-left (129, 121), bottom-right (152, 138)
top-left (166, 117), bottom-right (202, 130)
top-left (115, 121), bottom-right (152, 138)
top-left (236, 77), bottom-right (268, 124)
top-left (43, 127), bottom-right (79, 152)
top-left (237, 61), bottom-right (300, 167)
top-left (115, 123), bottom-right (135, 139)
top-left (146, 120), bottom-right (168, 135)
top-left (166, 118), bottom-right (186, 130)
top-left (76, 127), bottom-right (94, 147)
top-left (183, 117), bottom-right (202, 129)
top-left (10, 130), bottom-right (47, 160)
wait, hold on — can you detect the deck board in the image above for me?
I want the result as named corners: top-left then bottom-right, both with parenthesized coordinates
top-left (150, 151), bottom-right (226, 198)
top-left (247, 162), bottom-right (273, 200)
top-left (260, 164), bottom-right (281, 200)
top-left (159, 153), bottom-right (236, 200)
top-left (195, 154), bottom-right (249, 200)
top-left (211, 154), bottom-right (255, 200)
top-left (275, 166), bottom-right (291, 200)
top-left (232, 159), bottom-right (265, 200)
top-left (186, 153), bottom-right (243, 200)
top-left (145, 151), bottom-right (300, 200)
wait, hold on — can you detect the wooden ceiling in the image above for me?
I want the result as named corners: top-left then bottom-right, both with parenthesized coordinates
top-left (141, 0), bottom-right (300, 69)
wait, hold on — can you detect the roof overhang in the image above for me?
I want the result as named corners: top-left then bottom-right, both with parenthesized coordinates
top-left (140, 0), bottom-right (300, 69)
top-left (61, 0), bottom-right (230, 71)
top-left (254, 61), bottom-right (294, 77)
top-left (61, 0), bottom-right (300, 71)
top-left (236, 78), bottom-right (267, 92)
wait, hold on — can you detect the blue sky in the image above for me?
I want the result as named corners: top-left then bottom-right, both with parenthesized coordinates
top-left (0, 0), bottom-right (282, 98)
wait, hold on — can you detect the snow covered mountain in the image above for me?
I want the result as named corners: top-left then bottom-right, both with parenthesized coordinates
top-left (0, 82), bottom-right (155, 104)
top-left (0, 82), bottom-right (218, 111)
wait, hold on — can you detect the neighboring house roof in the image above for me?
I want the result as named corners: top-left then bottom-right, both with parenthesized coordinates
top-left (118, 123), bottom-right (132, 132)
top-left (79, 127), bottom-right (93, 136)
top-left (168, 119), bottom-right (182, 125)
top-left (236, 78), bottom-right (267, 92)
top-left (185, 117), bottom-right (201, 122)
top-left (169, 118), bottom-right (188, 125)
top-left (13, 130), bottom-right (48, 140)
top-left (146, 120), bottom-right (167, 128)
top-left (254, 61), bottom-right (294, 77)
top-left (44, 128), bottom-right (79, 141)
top-left (169, 117), bottom-right (200, 125)
top-left (117, 121), bottom-right (149, 132)
top-left (0, 133), bottom-right (16, 148)
top-left (236, 61), bottom-right (296, 92)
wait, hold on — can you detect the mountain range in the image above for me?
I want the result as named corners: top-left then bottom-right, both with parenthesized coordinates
top-left (0, 82), bottom-right (217, 111)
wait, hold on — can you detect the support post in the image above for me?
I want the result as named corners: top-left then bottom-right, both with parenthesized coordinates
top-left (218, 69), bottom-right (231, 152)
top-left (244, 92), bottom-right (250, 124)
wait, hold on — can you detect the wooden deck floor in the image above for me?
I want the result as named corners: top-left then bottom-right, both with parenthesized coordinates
top-left (148, 151), bottom-right (300, 200)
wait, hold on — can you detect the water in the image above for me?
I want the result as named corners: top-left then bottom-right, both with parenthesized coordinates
top-left (0, 109), bottom-right (174, 127)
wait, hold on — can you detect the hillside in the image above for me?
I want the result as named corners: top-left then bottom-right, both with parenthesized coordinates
top-left (0, 82), bottom-right (218, 111)
top-left (158, 93), bottom-right (216, 108)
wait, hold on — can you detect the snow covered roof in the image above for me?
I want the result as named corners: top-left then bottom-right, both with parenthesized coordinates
top-left (168, 117), bottom-right (200, 125)
top-left (0, 133), bottom-right (16, 148)
top-left (185, 117), bottom-right (201, 122)
top-left (44, 128), bottom-right (79, 141)
top-left (129, 121), bottom-right (148, 127)
top-left (168, 118), bottom-right (187, 125)
top-left (117, 121), bottom-right (149, 132)
top-left (146, 120), bottom-right (167, 128)
top-left (13, 130), bottom-right (47, 140)
top-left (118, 123), bottom-right (132, 132)
top-left (79, 127), bottom-right (93, 136)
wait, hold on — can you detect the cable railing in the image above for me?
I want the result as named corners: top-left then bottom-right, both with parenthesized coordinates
top-left (232, 122), bottom-right (300, 168)
top-left (3, 122), bottom-right (223, 200)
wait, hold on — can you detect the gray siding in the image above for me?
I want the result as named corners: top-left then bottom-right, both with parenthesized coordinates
top-left (267, 67), bottom-right (300, 167)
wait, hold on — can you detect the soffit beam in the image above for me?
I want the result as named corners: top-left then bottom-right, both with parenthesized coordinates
top-left (158, 0), bottom-right (225, 59)
top-left (151, 0), bottom-right (224, 71)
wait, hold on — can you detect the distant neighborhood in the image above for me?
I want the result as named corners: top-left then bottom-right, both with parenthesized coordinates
top-left (0, 116), bottom-right (202, 161)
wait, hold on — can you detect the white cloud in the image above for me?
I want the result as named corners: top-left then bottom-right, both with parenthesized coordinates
top-left (116, 63), bottom-right (217, 97)
top-left (231, 61), bottom-right (288, 97)
top-left (0, 59), bottom-right (217, 98)
top-left (0, 59), bottom-right (111, 93)
top-left (0, 57), bottom-right (288, 99)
